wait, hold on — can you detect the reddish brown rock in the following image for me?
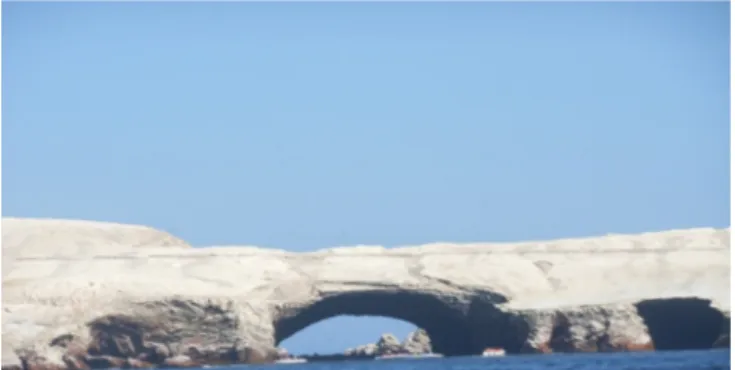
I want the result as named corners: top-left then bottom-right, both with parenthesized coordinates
top-left (623, 342), bottom-right (655, 351)
top-left (546, 318), bottom-right (576, 353)
top-left (594, 332), bottom-right (654, 352)
top-left (535, 342), bottom-right (553, 354)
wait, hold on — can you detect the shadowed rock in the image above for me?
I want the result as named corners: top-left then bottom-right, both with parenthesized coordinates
top-left (1, 218), bottom-right (730, 369)
top-left (635, 298), bottom-right (727, 350)
top-left (403, 329), bottom-right (432, 354)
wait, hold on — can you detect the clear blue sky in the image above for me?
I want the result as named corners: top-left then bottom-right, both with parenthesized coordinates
top-left (3, 2), bottom-right (729, 355)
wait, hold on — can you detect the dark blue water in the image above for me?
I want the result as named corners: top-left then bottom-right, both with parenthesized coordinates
top-left (202, 349), bottom-right (730, 370)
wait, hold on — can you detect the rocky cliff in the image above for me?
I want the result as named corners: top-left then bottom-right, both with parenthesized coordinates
top-left (2, 218), bottom-right (730, 369)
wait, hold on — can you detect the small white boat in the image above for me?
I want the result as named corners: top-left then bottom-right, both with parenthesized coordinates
top-left (375, 353), bottom-right (443, 360)
top-left (481, 348), bottom-right (506, 357)
top-left (274, 358), bottom-right (308, 364)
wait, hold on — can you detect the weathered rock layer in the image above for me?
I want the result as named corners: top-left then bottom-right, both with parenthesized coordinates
top-left (2, 218), bottom-right (730, 369)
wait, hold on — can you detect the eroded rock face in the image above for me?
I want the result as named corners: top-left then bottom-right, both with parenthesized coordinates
top-left (2, 218), bottom-right (730, 369)
top-left (403, 329), bottom-right (432, 354)
top-left (518, 304), bottom-right (654, 353)
top-left (375, 334), bottom-right (402, 355)
top-left (9, 306), bottom-right (277, 370)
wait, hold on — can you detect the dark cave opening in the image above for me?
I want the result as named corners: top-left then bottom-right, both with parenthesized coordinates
top-left (274, 290), bottom-right (477, 357)
top-left (465, 297), bottom-right (527, 355)
top-left (635, 298), bottom-right (724, 350)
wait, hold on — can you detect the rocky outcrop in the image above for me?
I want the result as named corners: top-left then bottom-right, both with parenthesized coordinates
top-left (403, 329), bottom-right (432, 354)
top-left (6, 301), bottom-right (277, 370)
top-left (517, 304), bottom-right (654, 353)
top-left (2, 218), bottom-right (730, 369)
top-left (375, 334), bottom-right (404, 355)
top-left (344, 335), bottom-right (396, 357)
top-left (345, 329), bottom-right (433, 357)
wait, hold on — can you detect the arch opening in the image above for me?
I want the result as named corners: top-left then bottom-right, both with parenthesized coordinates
top-left (635, 298), bottom-right (725, 350)
top-left (278, 315), bottom-right (419, 360)
top-left (274, 290), bottom-right (475, 357)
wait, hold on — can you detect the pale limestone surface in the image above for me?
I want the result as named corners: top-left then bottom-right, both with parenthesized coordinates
top-left (2, 218), bottom-right (190, 260)
top-left (1, 218), bottom-right (730, 365)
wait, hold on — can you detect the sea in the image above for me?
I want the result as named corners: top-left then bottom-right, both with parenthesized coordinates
top-left (188, 349), bottom-right (731, 370)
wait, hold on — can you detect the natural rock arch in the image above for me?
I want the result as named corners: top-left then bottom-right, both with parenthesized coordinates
top-left (273, 290), bottom-right (480, 356)
top-left (1, 218), bottom-right (730, 370)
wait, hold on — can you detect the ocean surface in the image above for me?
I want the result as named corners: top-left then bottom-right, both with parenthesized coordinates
top-left (195, 349), bottom-right (730, 370)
